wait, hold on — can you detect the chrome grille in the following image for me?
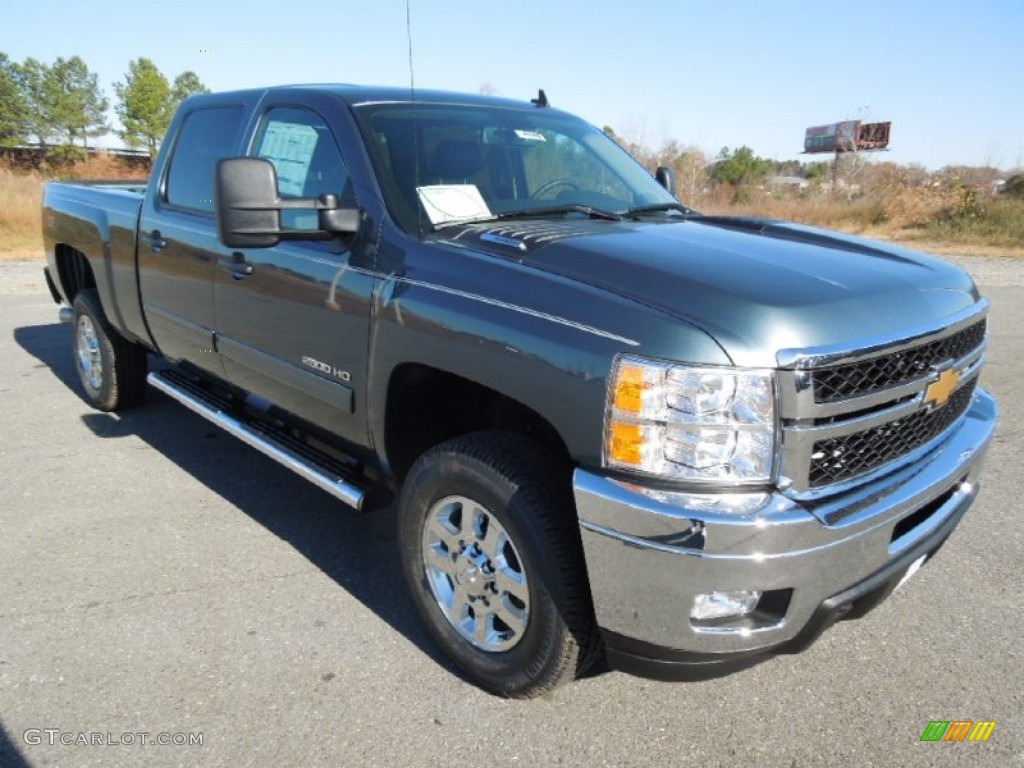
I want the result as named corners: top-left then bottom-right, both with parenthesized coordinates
top-left (812, 319), bottom-right (987, 403)
top-left (808, 380), bottom-right (977, 487)
top-left (777, 303), bottom-right (989, 496)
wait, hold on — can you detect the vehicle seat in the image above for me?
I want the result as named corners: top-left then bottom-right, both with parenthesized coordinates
top-left (429, 139), bottom-right (484, 186)
top-left (304, 132), bottom-right (349, 201)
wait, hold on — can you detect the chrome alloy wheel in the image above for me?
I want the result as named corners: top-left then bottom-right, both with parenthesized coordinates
top-left (421, 495), bottom-right (530, 652)
top-left (76, 315), bottom-right (103, 390)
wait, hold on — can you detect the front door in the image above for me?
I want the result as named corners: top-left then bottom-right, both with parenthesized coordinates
top-left (213, 104), bottom-right (375, 447)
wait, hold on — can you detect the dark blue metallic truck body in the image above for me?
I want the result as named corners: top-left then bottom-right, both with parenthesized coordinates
top-left (41, 85), bottom-right (997, 692)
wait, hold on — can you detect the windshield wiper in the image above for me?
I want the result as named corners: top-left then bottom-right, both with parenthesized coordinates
top-left (497, 204), bottom-right (622, 222)
top-left (431, 203), bottom-right (623, 231)
top-left (433, 216), bottom-right (500, 231)
top-left (624, 202), bottom-right (696, 218)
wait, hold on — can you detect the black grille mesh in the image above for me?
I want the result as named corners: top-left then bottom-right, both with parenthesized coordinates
top-left (808, 380), bottom-right (977, 487)
top-left (812, 320), bottom-right (986, 403)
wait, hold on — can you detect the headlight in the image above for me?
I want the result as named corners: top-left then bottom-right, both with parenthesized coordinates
top-left (604, 356), bottom-right (776, 483)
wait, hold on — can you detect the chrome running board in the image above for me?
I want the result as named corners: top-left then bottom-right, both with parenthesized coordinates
top-left (147, 370), bottom-right (365, 510)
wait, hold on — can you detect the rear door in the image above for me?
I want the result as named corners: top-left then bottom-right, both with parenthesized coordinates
top-left (138, 103), bottom-right (248, 372)
top-left (212, 100), bottom-right (376, 447)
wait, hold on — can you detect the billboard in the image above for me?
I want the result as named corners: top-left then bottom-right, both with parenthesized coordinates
top-left (804, 121), bottom-right (890, 153)
top-left (804, 121), bottom-right (859, 153)
top-left (856, 121), bottom-right (891, 151)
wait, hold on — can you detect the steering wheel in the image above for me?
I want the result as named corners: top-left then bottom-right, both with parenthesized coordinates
top-left (530, 178), bottom-right (579, 199)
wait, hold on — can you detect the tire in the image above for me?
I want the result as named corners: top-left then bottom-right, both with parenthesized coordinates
top-left (398, 431), bottom-right (601, 698)
top-left (71, 289), bottom-right (148, 411)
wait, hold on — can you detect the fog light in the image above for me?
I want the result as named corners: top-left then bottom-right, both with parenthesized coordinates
top-left (691, 590), bottom-right (762, 621)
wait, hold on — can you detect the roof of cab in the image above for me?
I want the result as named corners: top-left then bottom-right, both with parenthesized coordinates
top-left (184, 84), bottom-right (552, 111)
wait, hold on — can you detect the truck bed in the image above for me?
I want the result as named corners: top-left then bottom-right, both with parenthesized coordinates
top-left (43, 179), bottom-right (150, 344)
top-left (50, 179), bottom-right (148, 194)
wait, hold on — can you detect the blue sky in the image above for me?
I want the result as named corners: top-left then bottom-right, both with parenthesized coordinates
top-left (4, 0), bottom-right (1022, 170)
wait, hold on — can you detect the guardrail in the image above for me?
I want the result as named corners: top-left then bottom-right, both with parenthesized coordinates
top-left (0, 146), bottom-right (152, 171)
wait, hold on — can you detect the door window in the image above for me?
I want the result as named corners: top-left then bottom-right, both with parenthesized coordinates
top-left (254, 107), bottom-right (352, 230)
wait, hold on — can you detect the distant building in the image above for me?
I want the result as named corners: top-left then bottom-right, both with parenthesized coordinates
top-left (767, 176), bottom-right (810, 190)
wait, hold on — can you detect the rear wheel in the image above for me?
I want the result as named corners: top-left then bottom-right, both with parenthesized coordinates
top-left (72, 289), bottom-right (147, 411)
top-left (398, 432), bottom-right (600, 698)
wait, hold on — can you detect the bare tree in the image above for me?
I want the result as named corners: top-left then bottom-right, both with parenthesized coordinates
top-left (675, 146), bottom-right (711, 203)
top-left (835, 151), bottom-right (871, 199)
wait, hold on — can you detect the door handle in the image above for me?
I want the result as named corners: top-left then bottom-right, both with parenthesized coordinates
top-left (221, 252), bottom-right (254, 280)
top-left (144, 230), bottom-right (168, 253)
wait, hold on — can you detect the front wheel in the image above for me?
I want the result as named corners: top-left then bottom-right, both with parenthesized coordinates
top-left (398, 432), bottom-right (600, 698)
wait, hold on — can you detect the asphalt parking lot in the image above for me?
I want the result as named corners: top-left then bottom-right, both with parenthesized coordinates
top-left (0, 257), bottom-right (1021, 767)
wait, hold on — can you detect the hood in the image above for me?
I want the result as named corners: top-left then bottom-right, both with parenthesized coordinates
top-left (439, 217), bottom-right (981, 367)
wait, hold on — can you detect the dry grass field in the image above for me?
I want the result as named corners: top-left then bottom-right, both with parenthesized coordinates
top-left (0, 167), bottom-right (44, 257)
top-left (699, 192), bottom-right (1024, 259)
top-left (1, 155), bottom-right (1020, 260)
top-left (713, 197), bottom-right (1023, 245)
top-left (0, 155), bottom-right (147, 259)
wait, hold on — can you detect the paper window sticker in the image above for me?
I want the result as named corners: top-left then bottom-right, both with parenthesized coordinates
top-left (416, 185), bottom-right (493, 225)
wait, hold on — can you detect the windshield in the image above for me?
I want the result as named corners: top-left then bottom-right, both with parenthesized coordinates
top-left (353, 102), bottom-right (678, 232)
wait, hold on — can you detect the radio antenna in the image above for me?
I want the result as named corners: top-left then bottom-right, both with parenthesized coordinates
top-left (406, 0), bottom-right (423, 236)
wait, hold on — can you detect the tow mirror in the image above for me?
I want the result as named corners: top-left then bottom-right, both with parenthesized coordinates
top-left (655, 165), bottom-right (676, 197)
top-left (214, 157), bottom-right (360, 249)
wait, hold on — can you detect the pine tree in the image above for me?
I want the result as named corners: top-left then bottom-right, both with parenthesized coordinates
top-left (12, 57), bottom-right (53, 149)
top-left (46, 56), bottom-right (109, 151)
top-left (115, 58), bottom-right (173, 158)
top-left (171, 71), bottom-right (209, 109)
top-left (0, 53), bottom-right (28, 147)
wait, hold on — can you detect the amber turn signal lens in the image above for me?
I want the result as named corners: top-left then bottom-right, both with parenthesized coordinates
top-left (613, 364), bottom-right (647, 414)
top-left (608, 421), bottom-right (643, 466)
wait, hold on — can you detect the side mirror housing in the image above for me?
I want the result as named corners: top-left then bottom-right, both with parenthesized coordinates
top-left (214, 157), bottom-right (359, 249)
top-left (655, 165), bottom-right (676, 197)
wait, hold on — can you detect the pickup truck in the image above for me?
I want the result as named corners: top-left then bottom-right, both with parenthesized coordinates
top-left (42, 84), bottom-right (997, 698)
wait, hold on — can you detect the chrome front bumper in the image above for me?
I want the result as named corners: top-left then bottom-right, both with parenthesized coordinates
top-left (575, 388), bottom-right (997, 671)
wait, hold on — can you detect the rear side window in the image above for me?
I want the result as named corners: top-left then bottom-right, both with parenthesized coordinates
top-left (165, 106), bottom-right (243, 213)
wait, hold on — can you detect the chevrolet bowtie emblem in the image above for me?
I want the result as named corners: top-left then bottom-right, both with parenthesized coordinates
top-left (924, 368), bottom-right (960, 408)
